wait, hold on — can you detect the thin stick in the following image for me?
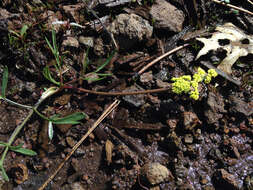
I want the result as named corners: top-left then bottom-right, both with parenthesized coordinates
top-left (38, 100), bottom-right (120, 190)
top-left (138, 44), bottom-right (189, 75)
top-left (248, 0), bottom-right (253, 6)
top-left (76, 86), bottom-right (171, 96)
top-left (211, 0), bottom-right (253, 16)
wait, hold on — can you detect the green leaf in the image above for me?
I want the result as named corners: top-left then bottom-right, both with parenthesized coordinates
top-left (45, 36), bottom-right (55, 55)
top-left (51, 112), bottom-right (86, 125)
top-left (9, 146), bottom-right (37, 156)
top-left (94, 51), bottom-right (115, 73)
top-left (0, 165), bottom-right (9, 181)
top-left (52, 30), bottom-right (58, 53)
top-left (0, 141), bottom-right (8, 147)
top-left (43, 66), bottom-right (60, 86)
top-left (82, 47), bottom-right (90, 75)
top-left (20, 24), bottom-right (29, 38)
top-left (1, 66), bottom-right (8, 99)
top-left (84, 76), bottom-right (107, 82)
top-left (96, 73), bottom-right (112, 77)
top-left (48, 121), bottom-right (54, 140)
top-left (9, 30), bottom-right (20, 37)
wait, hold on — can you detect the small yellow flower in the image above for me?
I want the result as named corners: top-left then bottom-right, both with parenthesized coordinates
top-left (204, 69), bottom-right (218, 84)
top-left (171, 68), bottom-right (218, 100)
top-left (171, 76), bottom-right (191, 94)
top-left (208, 69), bottom-right (218, 77)
top-left (204, 75), bottom-right (212, 84)
top-left (189, 90), bottom-right (199, 100)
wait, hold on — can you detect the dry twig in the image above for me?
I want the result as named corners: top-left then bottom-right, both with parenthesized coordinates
top-left (248, 0), bottom-right (253, 6)
top-left (138, 44), bottom-right (189, 75)
top-left (211, 0), bottom-right (253, 16)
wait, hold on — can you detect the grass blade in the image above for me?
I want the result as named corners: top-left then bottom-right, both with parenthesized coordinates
top-left (20, 24), bottom-right (29, 38)
top-left (51, 112), bottom-right (86, 125)
top-left (0, 165), bottom-right (9, 181)
top-left (0, 141), bottom-right (8, 147)
top-left (45, 36), bottom-right (55, 54)
top-left (10, 146), bottom-right (37, 156)
top-left (94, 51), bottom-right (115, 73)
top-left (43, 66), bottom-right (60, 86)
top-left (1, 66), bottom-right (8, 99)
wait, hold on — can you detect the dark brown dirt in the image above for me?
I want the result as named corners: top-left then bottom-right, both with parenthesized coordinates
top-left (0, 0), bottom-right (252, 190)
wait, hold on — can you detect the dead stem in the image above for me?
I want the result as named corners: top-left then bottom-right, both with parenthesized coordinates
top-left (76, 86), bottom-right (171, 96)
top-left (211, 0), bottom-right (253, 16)
top-left (138, 44), bottom-right (189, 75)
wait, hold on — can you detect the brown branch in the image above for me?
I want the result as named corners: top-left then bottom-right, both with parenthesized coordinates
top-left (76, 85), bottom-right (171, 96)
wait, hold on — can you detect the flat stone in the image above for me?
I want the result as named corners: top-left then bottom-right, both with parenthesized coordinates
top-left (150, 0), bottom-right (185, 32)
top-left (79, 36), bottom-right (94, 47)
top-left (141, 162), bottom-right (173, 185)
top-left (62, 36), bottom-right (79, 48)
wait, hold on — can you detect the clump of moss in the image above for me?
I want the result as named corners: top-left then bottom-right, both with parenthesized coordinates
top-left (171, 68), bottom-right (218, 100)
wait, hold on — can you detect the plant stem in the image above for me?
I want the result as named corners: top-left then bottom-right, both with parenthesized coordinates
top-left (0, 107), bottom-right (34, 181)
top-left (33, 108), bottom-right (50, 121)
top-left (1, 98), bottom-right (33, 109)
top-left (0, 87), bottom-right (59, 180)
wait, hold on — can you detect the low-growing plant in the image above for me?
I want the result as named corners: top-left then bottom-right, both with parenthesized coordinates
top-left (8, 24), bottom-right (31, 61)
top-left (80, 49), bottom-right (114, 82)
top-left (0, 67), bottom-right (86, 181)
top-left (43, 30), bottom-right (114, 86)
top-left (43, 29), bottom-right (62, 86)
top-left (171, 67), bottom-right (218, 100)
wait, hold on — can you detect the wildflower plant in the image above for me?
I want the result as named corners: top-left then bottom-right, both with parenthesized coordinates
top-left (0, 67), bottom-right (86, 181)
top-left (171, 68), bottom-right (218, 100)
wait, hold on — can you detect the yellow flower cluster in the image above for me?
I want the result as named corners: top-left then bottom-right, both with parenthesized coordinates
top-left (171, 68), bottom-right (218, 100)
top-left (171, 75), bottom-right (191, 94)
top-left (204, 69), bottom-right (218, 84)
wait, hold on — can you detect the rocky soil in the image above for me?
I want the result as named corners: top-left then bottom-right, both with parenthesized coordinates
top-left (0, 0), bottom-right (252, 189)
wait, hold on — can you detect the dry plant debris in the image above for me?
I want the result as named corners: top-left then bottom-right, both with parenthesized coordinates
top-left (196, 23), bottom-right (253, 74)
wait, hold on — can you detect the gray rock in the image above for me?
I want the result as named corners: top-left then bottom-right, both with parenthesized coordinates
top-left (62, 36), bottom-right (79, 48)
top-left (122, 85), bottom-right (145, 107)
top-left (205, 91), bottom-right (226, 125)
top-left (184, 134), bottom-right (193, 144)
top-left (109, 13), bottom-right (153, 40)
top-left (70, 182), bottom-right (85, 190)
top-left (108, 13), bottom-right (153, 49)
top-left (141, 162), bottom-right (173, 185)
top-left (150, 0), bottom-right (185, 32)
top-left (79, 36), bottom-right (94, 47)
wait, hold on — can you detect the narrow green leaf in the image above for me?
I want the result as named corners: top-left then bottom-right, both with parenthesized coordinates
top-left (94, 51), bottom-right (115, 73)
top-left (20, 24), bottom-right (28, 38)
top-left (82, 47), bottom-right (90, 75)
top-left (96, 73), bottom-right (112, 77)
top-left (0, 141), bottom-right (8, 147)
top-left (51, 112), bottom-right (86, 125)
top-left (48, 121), bottom-right (54, 140)
top-left (0, 165), bottom-right (9, 181)
top-left (52, 30), bottom-right (57, 53)
top-left (1, 66), bottom-right (8, 99)
top-left (10, 147), bottom-right (37, 156)
top-left (84, 76), bottom-right (107, 82)
top-left (11, 143), bottom-right (23, 149)
top-left (45, 36), bottom-right (55, 54)
top-left (43, 66), bottom-right (60, 86)
top-left (9, 30), bottom-right (20, 37)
